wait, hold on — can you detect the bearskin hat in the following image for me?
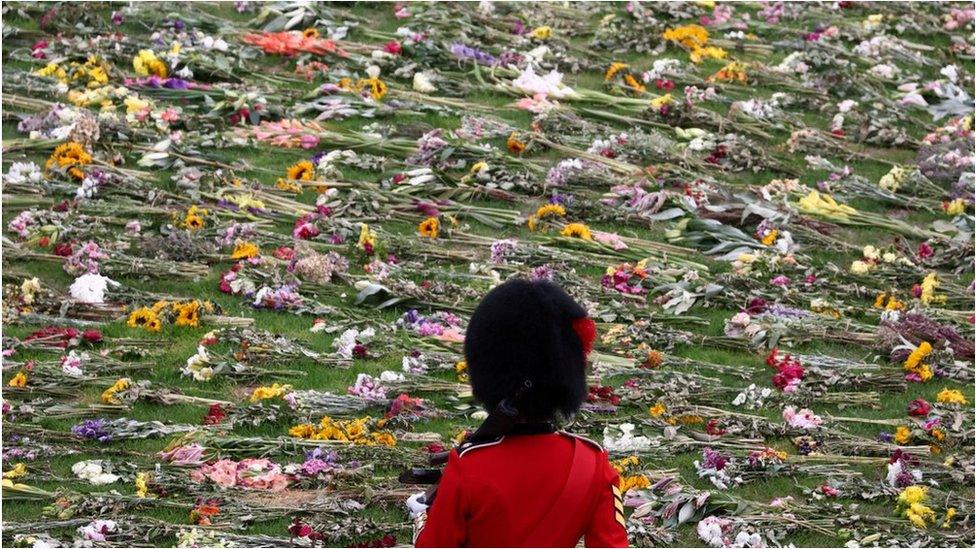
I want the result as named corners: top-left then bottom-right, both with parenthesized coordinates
top-left (464, 279), bottom-right (593, 421)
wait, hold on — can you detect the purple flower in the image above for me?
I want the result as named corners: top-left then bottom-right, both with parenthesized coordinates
top-left (72, 419), bottom-right (111, 442)
top-left (450, 43), bottom-right (497, 65)
top-left (111, 11), bottom-right (124, 25)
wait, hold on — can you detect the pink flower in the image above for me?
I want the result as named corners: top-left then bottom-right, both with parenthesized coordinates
top-left (206, 459), bottom-right (239, 488)
top-left (771, 275), bottom-right (791, 287)
top-left (782, 405), bottom-right (822, 429)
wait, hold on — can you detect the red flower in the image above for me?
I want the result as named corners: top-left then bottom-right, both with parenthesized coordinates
top-left (424, 442), bottom-right (446, 454)
top-left (916, 242), bottom-right (934, 260)
top-left (38, 236), bottom-right (50, 247)
top-left (830, 129), bottom-right (845, 137)
top-left (54, 243), bottom-right (73, 256)
top-left (202, 404), bottom-right (226, 425)
top-left (352, 344), bottom-right (368, 358)
top-left (705, 419), bottom-right (726, 436)
top-left (82, 330), bottom-right (103, 343)
top-left (384, 41), bottom-right (403, 55)
top-left (907, 398), bottom-right (931, 417)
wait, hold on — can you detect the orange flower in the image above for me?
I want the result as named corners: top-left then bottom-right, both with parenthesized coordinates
top-left (507, 132), bottom-right (527, 154)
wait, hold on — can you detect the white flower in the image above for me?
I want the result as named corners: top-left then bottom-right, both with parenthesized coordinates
top-left (72, 460), bottom-right (120, 485)
top-left (412, 72), bottom-right (437, 93)
top-left (5, 162), bottom-right (43, 185)
top-left (379, 370), bottom-right (405, 383)
top-left (510, 65), bottom-right (578, 99)
top-left (366, 65), bottom-right (381, 78)
top-left (69, 274), bottom-right (117, 304)
top-left (837, 99), bottom-right (857, 113)
top-left (183, 346), bottom-right (213, 381)
top-left (940, 64), bottom-right (959, 83)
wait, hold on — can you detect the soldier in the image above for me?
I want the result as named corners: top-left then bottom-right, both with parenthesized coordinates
top-left (408, 279), bottom-right (628, 547)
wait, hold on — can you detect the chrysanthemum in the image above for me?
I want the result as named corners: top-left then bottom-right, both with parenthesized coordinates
top-left (231, 241), bottom-right (260, 260)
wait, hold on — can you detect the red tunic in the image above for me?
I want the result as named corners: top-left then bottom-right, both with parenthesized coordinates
top-left (414, 431), bottom-right (628, 548)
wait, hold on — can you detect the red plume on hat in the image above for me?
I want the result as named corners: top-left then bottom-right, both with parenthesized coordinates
top-left (571, 317), bottom-right (596, 356)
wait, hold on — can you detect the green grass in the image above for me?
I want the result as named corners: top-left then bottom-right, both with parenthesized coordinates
top-left (2, 1), bottom-right (974, 547)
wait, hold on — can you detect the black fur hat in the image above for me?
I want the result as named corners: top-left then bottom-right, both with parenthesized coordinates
top-left (464, 278), bottom-right (590, 421)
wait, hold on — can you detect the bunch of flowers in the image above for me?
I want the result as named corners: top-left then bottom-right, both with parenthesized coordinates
top-left (332, 327), bottom-right (375, 359)
top-left (190, 458), bottom-right (290, 491)
top-left (765, 348), bottom-right (805, 392)
top-left (895, 485), bottom-right (937, 528)
top-left (694, 447), bottom-right (741, 490)
top-left (22, 326), bottom-right (102, 349)
top-left (249, 383), bottom-right (292, 403)
top-left (288, 416), bottom-right (396, 446)
top-left (602, 262), bottom-right (650, 295)
top-left (45, 141), bottom-right (92, 180)
top-left (603, 423), bottom-right (653, 452)
top-left (348, 373), bottom-right (388, 402)
top-left (886, 450), bottom-right (922, 488)
top-left (397, 309), bottom-right (464, 340)
top-left (782, 405), bottom-right (822, 430)
top-left (661, 24), bottom-right (727, 64)
top-left (696, 516), bottom-right (763, 548)
top-left (901, 341), bottom-right (935, 382)
top-left (64, 241), bottom-right (108, 276)
top-left (71, 459), bottom-right (120, 485)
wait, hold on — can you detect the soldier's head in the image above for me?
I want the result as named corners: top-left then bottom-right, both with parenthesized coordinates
top-left (464, 278), bottom-right (594, 422)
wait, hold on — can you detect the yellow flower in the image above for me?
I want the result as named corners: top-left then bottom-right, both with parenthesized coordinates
top-left (124, 95), bottom-right (150, 114)
top-left (611, 455), bottom-right (640, 473)
top-left (605, 62), bottom-right (629, 81)
top-left (231, 241), bottom-right (260, 260)
top-left (560, 223), bottom-right (593, 240)
top-left (535, 204), bottom-right (567, 219)
top-left (303, 27), bottom-right (320, 38)
top-left (372, 432), bottom-right (397, 446)
top-left (797, 190), bottom-right (858, 220)
top-left (873, 293), bottom-right (886, 308)
top-left (689, 46), bottom-right (727, 64)
top-left (249, 383), bottom-right (292, 403)
top-left (709, 61), bottom-right (749, 83)
top-left (942, 507), bottom-right (957, 528)
top-left (470, 161), bottom-right (489, 173)
top-left (358, 223), bottom-right (377, 252)
top-left (174, 301), bottom-right (202, 327)
top-left (850, 260), bottom-right (874, 275)
top-left (760, 229), bottom-right (778, 246)
top-left (127, 307), bottom-right (161, 331)
top-left (894, 425), bottom-right (912, 445)
top-left (623, 73), bottom-right (646, 93)
top-left (418, 217), bottom-right (440, 239)
top-left (3, 463), bottom-right (27, 479)
top-left (286, 160), bottom-right (315, 181)
top-left (526, 215), bottom-right (539, 231)
top-left (648, 402), bottom-right (666, 418)
top-left (289, 423), bottom-right (317, 438)
top-left (529, 26), bottom-right (551, 40)
top-left (36, 62), bottom-right (68, 82)
top-left (904, 341), bottom-right (933, 370)
top-left (46, 142), bottom-right (92, 173)
top-left (133, 49), bottom-right (168, 78)
top-left (135, 471), bottom-right (153, 498)
top-left (101, 378), bottom-right (131, 405)
top-left (662, 24), bottom-right (709, 49)
top-left (618, 474), bottom-right (650, 494)
top-left (357, 77), bottom-right (388, 100)
top-left (8, 371), bottom-right (27, 388)
top-left (455, 360), bottom-right (468, 382)
top-left (898, 485), bottom-right (927, 506)
top-left (649, 94), bottom-right (674, 113)
top-left (919, 272), bottom-right (941, 305)
top-left (944, 198), bottom-right (967, 215)
top-left (936, 388), bottom-right (968, 405)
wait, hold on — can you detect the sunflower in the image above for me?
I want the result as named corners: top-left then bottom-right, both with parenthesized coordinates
top-left (184, 214), bottom-right (205, 231)
top-left (174, 301), bottom-right (201, 327)
top-left (127, 307), bottom-right (157, 329)
top-left (357, 77), bottom-right (388, 100)
top-left (302, 27), bottom-right (320, 38)
top-left (146, 318), bottom-right (162, 332)
top-left (535, 203), bottom-right (566, 219)
top-left (605, 62), bottom-right (629, 81)
top-left (46, 142), bottom-right (92, 174)
top-left (286, 160), bottom-right (315, 181)
top-left (560, 222), bottom-right (593, 240)
top-left (418, 217), bottom-right (440, 239)
top-left (623, 73), bottom-right (646, 93)
top-left (231, 241), bottom-right (260, 260)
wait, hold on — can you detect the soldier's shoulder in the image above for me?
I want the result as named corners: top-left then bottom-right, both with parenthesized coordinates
top-left (557, 430), bottom-right (605, 452)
